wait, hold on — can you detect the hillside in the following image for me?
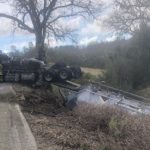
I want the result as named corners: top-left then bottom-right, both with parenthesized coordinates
top-left (14, 84), bottom-right (150, 150)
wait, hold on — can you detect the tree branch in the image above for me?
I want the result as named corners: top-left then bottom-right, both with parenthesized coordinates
top-left (43, 0), bottom-right (57, 24)
top-left (107, 0), bottom-right (150, 34)
top-left (0, 13), bottom-right (34, 33)
top-left (47, 11), bottom-right (86, 25)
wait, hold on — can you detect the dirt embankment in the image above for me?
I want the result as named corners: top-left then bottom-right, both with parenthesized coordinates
top-left (14, 84), bottom-right (98, 150)
top-left (14, 84), bottom-right (150, 150)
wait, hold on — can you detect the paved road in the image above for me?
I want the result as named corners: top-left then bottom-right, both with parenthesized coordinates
top-left (0, 84), bottom-right (37, 150)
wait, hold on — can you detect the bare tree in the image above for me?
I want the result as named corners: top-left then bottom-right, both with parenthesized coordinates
top-left (107, 0), bottom-right (150, 34)
top-left (0, 0), bottom-right (102, 62)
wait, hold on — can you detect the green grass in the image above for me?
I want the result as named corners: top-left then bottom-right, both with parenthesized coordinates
top-left (135, 86), bottom-right (150, 99)
top-left (81, 67), bottom-right (104, 77)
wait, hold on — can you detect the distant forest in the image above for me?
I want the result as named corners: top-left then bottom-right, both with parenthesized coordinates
top-left (9, 24), bottom-right (150, 91)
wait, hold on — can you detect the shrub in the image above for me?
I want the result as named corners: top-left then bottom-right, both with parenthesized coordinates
top-left (74, 104), bottom-right (150, 150)
top-left (83, 73), bottom-right (97, 81)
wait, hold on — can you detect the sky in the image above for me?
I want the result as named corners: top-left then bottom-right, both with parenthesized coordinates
top-left (0, 0), bottom-right (113, 52)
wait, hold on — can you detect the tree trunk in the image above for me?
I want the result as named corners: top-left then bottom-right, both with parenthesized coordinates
top-left (35, 33), bottom-right (46, 63)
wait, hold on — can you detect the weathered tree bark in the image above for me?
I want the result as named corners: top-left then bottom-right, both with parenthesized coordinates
top-left (36, 36), bottom-right (45, 62)
top-left (35, 28), bottom-right (46, 63)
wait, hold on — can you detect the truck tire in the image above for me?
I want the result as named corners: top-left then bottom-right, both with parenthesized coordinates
top-left (58, 69), bottom-right (71, 80)
top-left (71, 66), bottom-right (82, 78)
top-left (43, 71), bottom-right (54, 82)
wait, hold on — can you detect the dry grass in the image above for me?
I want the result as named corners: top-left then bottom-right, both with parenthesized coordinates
top-left (136, 86), bottom-right (150, 99)
top-left (15, 85), bottom-right (150, 150)
top-left (24, 102), bottom-right (150, 150)
top-left (74, 104), bottom-right (150, 150)
top-left (81, 67), bottom-right (104, 77)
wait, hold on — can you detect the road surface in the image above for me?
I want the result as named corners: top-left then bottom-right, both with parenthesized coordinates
top-left (0, 84), bottom-right (37, 150)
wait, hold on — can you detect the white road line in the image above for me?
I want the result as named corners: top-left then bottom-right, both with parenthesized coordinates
top-left (15, 104), bottom-right (37, 150)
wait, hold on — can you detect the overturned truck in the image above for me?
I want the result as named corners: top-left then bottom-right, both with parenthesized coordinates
top-left (0, 53), bottom-right (82, 85)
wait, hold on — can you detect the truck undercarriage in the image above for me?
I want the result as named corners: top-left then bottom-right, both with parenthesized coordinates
top-left (0, 53), bottom-right (82, 87)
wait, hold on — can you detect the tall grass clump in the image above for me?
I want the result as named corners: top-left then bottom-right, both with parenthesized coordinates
top-left (74, 104), bottom-right (150, 150)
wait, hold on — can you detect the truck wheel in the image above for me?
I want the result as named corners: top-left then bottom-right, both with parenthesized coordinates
top-left (71, 66), bottom-right (82, 78)
top-left (58, 69), bottom-right (71, 80)
top-left (43, 71), bottom-right (54, 82)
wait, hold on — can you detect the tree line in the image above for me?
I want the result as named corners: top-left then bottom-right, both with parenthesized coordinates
top-left (8, 24), bottom-right (150, 91)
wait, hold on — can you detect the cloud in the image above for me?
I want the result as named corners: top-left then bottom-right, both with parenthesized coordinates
top-left (80, 20), bottom-right (102, 37)
top-left (0, 2), bottom-right (13, 35)
top-left (66, 17), bottom-right (82, 30)
top-left (0, 35), bottom-right (34, 52)
top-left (47, 38), bottom-right (68, 47)
top-left (4, 41), bottom-right (31, 51)
top-left (105, 35), bottom-right (116, 42)
top-left (0, 3), bottom-right (11, 14)
top-left (102, 0), bottom-right (112, 5)
top-left (0, 19), bottom-right (12, 35)
top-left (0, 0), bottom-right (115, 49)
top-left (79, 36), bottom-right (98, 45)
top-left (0, 2), bottom-right (33, 36)
top-left (58, 16), bottom-right (82, 31)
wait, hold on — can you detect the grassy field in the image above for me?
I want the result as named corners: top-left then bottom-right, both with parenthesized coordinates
top-left (47, 63), bottom-right (104, 77)
top-left (81, 67), bottom-right (104, 77)
top-left (135, 86), bottom-right (150, 99)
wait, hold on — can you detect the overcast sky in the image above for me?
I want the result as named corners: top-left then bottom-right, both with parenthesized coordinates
top-left (0, 0), bottom-right (113, 52)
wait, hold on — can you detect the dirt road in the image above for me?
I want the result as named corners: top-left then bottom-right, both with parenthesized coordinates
top-left (0, 84), bottom-right (37, 150)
